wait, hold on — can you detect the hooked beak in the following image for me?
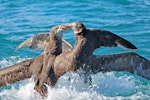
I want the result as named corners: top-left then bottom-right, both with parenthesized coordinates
top-left (62, 23), bottom-right (72, 30)
top-left (58, 23), bottom-right (72, 32)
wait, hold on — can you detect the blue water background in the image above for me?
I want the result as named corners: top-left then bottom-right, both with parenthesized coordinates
top-left (0, 0), bottom-right (150, 99)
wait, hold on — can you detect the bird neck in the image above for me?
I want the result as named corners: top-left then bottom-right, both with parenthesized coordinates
top-left (72, 34), bottom-right (94, 64)
top-left (45, 33), bottom-right (62, 55)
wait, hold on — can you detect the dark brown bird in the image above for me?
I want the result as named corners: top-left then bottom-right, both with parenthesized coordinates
top-left (51, 22), bottom-right (137, 83)
top-left (58, 22), bottom-right (149, 81)
top-left (0, 24), bottom-right (70, 97)
top-left (33, 25), bottom-right (70, 97)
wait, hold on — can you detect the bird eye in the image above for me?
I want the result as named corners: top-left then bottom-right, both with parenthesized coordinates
top-left (62, 27), bottom-right (65, 30)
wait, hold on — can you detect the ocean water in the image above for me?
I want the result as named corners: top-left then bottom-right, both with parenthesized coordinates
top-left (0, 0), bottom-right (150, 99)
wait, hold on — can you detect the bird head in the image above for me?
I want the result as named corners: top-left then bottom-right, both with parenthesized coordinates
top-left (50, 24), bottom-right (70, 39)
top-left (63, 22), bottom-right (85, 35)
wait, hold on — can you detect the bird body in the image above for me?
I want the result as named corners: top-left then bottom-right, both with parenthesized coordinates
top-left (33, 25), bottom-right (69, 97)
top-left (53, 22), bottom-right (137, 81)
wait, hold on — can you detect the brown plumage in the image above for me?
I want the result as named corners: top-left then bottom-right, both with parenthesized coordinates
top-left (0, 58), bottom-right (34, 87)
top-left (50, 22), bottom-right (138, 83)
top-left (89, 52), bottom-right (150, 80)
top-left (58, 22), bottom-right (149, 82)
top-left (33, 25), bottom-right (69, 97)
top-left (52, 22), bottom-right (149, 86)
top-left (0, 24), bottom-right (69, 98)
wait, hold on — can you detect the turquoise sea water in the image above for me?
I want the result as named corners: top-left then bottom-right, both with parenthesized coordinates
top-left (0, 0), bottom-right (150, 99)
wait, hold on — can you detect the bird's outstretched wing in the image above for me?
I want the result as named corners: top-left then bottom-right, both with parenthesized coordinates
top-left (16, 33), bottom-right (49, 50)
top-left (16, 32), bottom-right (73, 52)
top-left (89, 52), bottom-right (150, 80)
top-left (0, 58), bottom-right (34, 87)
top-left (90, 29), bottom-right (137, 50)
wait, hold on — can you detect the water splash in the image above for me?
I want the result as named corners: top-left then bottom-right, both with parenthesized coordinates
top-left (92, 72), bottom-right (136, 96)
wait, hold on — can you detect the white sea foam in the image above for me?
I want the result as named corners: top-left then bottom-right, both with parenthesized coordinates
top-left (92, 72), bottom-right (136, 96)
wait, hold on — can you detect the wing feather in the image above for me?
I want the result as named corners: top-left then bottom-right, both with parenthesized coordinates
top-left (90, 29), bottom-right (137, 49)
top-left (89, 52), bottom-right (150, 80)
top-left (16, 32), bottom-right (73, 52)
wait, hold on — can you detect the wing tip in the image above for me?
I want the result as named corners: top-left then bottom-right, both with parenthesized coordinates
top-left (15, 43), bottom-right (25, 50)
top-left (116, 39), bottom-right (138, 50)
top-left (15, 46), bottom-right (20, 51)
top-left (130, 45), bottom-right (137, 50)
